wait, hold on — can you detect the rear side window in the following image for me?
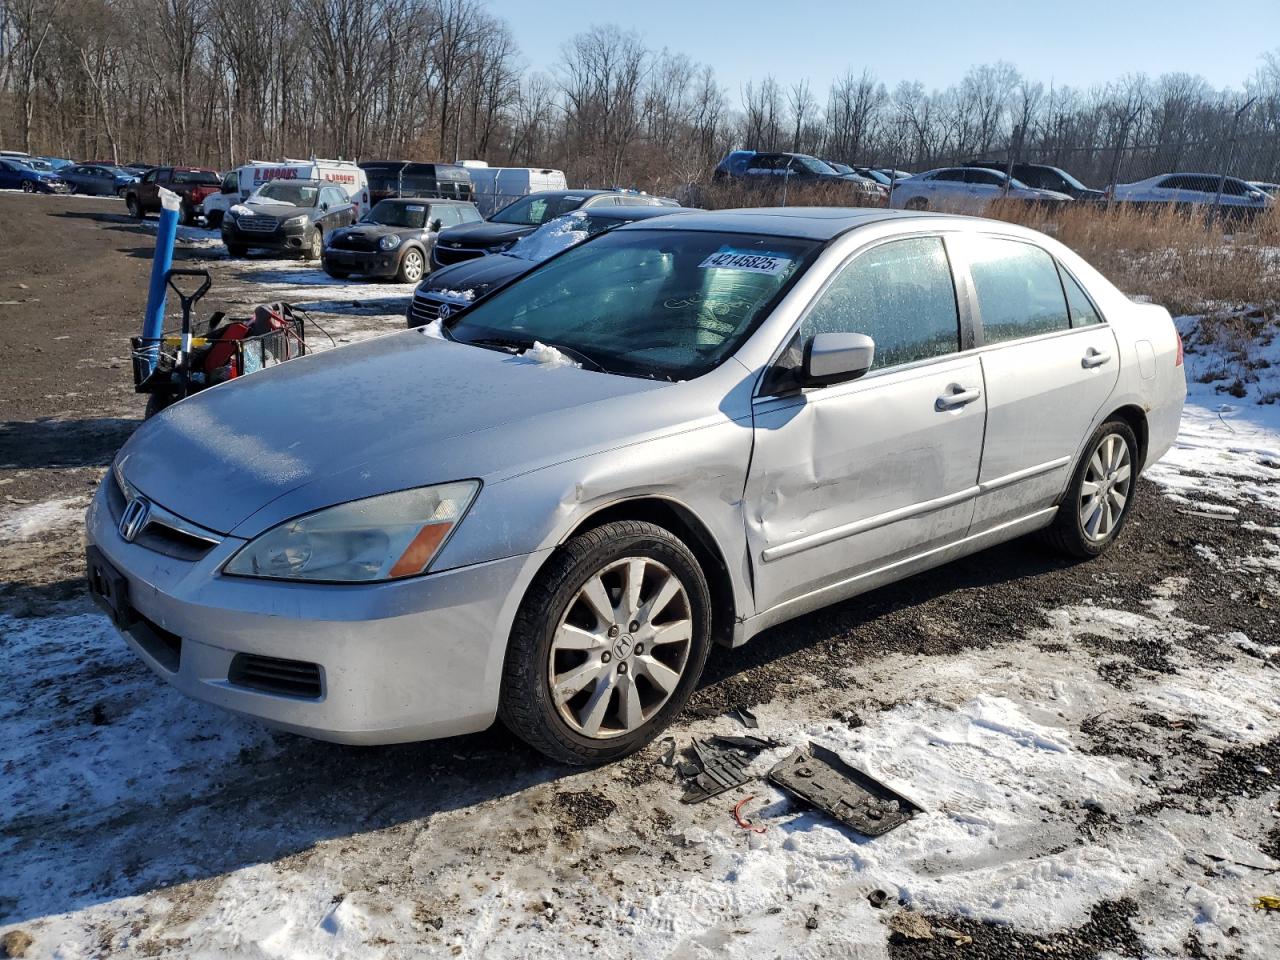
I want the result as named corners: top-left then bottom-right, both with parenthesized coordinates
top-left (800, 236), bottom-right (960, 372)
top-left (968, 237), bottom-right (1070, 343)
top-left (933, 169), bottom-right (966, 182)
top-left (1059, 267), bottom-right (1102, 327)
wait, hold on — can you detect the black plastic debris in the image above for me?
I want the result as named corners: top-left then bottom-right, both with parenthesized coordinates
top-left (735, 707), bottom-right (759, 729)
top-left (768, 742), bottom-right (922, 836)
top-left (680, 738), bottom-right (755, 804)
top-left (658, 736), bottom-right (677, 767)
top-left (708, 734), bottom-right (780, 753)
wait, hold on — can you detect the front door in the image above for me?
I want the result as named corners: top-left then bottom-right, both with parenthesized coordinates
top-left (744, 235), bottom-right (985, 614)
top-left (955, 234), bottom-right (1121, 530)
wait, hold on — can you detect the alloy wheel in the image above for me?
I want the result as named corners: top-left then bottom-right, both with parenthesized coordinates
top-left (1079, 432), bottom-right (1132, 541)
top-left (402, 249), bottom-right (424, 282)
top-left (548, 556), bottom-right (693, 740)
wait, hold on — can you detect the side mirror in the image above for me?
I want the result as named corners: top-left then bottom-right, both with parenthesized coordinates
top-left (430, 218), bottom-right (443, 232)
top-left (801, 332), bottom-right (875, 387)
top-left (320, 202), bottom-right (329, 212)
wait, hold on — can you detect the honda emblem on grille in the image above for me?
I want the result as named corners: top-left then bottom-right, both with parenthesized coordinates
top-left (118, 496), bottom-right (151, 542)
top-left (437, 303), bottom-right (452, 320)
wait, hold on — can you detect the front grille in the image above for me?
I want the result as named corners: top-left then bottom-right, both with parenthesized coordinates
top-left (408, 295), bottom-right (442, 326)
top-left (433, 245), bottom-right (485, 266)
top-left (236, 215), bottom-right (277, 232)
top-left (109, 469), bottom-right (220, 561)
top-left (228, 654), bottom-right (323, 699)
top-left (331, 232), bottom-right (379, 252)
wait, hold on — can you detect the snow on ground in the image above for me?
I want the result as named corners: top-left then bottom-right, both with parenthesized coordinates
top-left (0, 496), bottom-right (88, 541)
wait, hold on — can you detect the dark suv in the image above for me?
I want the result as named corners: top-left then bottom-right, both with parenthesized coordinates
top-left (430, 189), bottom-right (667, 269)
top-left (322, 198), bottom-right (482, 282)
top-left (222, 179), bottom-right (356, 259)
top-left (965, 162), bottom-right (1103, 201)
top-left (125, 166), bottom-right (221, 223)
top-left (360, 161), bottom-right (474, 204)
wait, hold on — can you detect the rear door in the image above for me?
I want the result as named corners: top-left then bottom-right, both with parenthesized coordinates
top-left (956, 234), bottom-right (1120, 530)
top-left (963, 169), bottom-right (1006, 209)
top-left (0, 160), bottom-right (20, 189)
top-left (745, 235), bottom-right (985, 613)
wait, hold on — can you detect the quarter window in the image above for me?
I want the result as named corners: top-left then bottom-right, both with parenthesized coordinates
top-left (968, 237), bottom-right (1070, 343)
top-left (1059, 266), bottom-right (1102, 327)
top-left (800, 237), bottom-right (961, 372)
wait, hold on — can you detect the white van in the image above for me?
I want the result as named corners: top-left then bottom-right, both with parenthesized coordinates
top-left (203, 158), bottom-right (369, 226)
top-left (460, 162), bottom-right (567, 217)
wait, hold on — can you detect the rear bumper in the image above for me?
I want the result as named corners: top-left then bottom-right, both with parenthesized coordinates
top-left (85, 477), bottom-right (540, 744)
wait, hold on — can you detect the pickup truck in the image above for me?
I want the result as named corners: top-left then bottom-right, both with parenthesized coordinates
top-left (125, 166), bottom-right (222, 224)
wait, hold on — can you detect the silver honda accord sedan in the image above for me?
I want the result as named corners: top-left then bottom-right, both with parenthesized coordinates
top-left (86, 207), bottom-right (1186, 764)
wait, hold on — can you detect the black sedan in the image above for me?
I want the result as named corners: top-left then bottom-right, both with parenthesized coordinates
top-left (407, 205), bottom-right (695, 328)
top-left (323, 198), bottom-right (482, 282)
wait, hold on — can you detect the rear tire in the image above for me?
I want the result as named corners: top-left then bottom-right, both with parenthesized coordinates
top-left (144, 394), bottom-right (174, 419)
top-left (127, 194), bottom-right (143, 219)
top-left (1043, 419), bottom-right (1139, 558)
top-left (905, 196), bottom-right (929, 211)
top-left (205, 209), bottom-right (223, 229)
top-left (499, 520), bottom-right (712, 765)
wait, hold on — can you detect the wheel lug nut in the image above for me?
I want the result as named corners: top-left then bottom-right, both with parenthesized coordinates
top-left (601, 651), bottom-right (612, 664)
top-left (634, 643), bottom-right (644, 655)
top-left (629, 621), bottom-right (639, 633)
top-left (608, 625), bottom-right (619, 638)
top-left (617, 662), bottom-right (628, 674)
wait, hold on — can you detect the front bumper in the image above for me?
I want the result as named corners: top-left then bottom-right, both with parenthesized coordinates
top-left (85, 476), bottom-right (539, 744)
top-left (223, 219), bottom-right (308, 252)
top-left (322, 247), bottom-right (403, 278)
top-left (35, 181), bottom-right (72, 194)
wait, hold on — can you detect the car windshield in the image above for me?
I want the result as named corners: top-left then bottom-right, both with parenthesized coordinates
top-left (506, 211), bottom-right (596, 262)
top-left (24, 159), bottom-right (52, 171)
top-left (172, 170), bottom-right (220, 185)
top-left (1045, 167), bottom-right (1088, 191)
top-left (104, 166), bottom-right (132, 177)
top-left (490, 194), bottom-right (590, 226)
top-left (253, 182), bottom-right (319, 207)
top-left (446, 229), bottom-right (819, 380)
top-left (858, 169), bottom-right (891, 185)
top-left (363, 200), bottom-right (426, 228)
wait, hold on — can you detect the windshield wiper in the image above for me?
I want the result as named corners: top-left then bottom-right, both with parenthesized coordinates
top-left (465, 335), bottom-right (531, 354)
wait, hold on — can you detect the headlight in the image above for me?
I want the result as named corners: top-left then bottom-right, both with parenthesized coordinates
top-left (283, 215), bottom-right (306, 229)
top-left (224, 481), bottom-right (479, 582)
top-left (379, 234), bottom-right (403, 250)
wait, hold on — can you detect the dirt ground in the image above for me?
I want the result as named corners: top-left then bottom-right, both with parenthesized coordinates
top-left (1, 191), bottom-right (1279, 959)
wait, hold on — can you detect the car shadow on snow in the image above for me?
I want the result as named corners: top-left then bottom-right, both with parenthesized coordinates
top-left (0, 417), bottom-right (138, 470)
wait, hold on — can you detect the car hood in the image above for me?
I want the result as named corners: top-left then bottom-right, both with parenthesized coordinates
top-left (419, 254), bottom-right (532, 298)
top-left (116, 332), bottom-right (687, 537)
top-left (332, 223), bottom-right (419, 242)
top-left (435, 220), bottom-right (535, 248)
top-left (238, 200), bottom-right (314, 218)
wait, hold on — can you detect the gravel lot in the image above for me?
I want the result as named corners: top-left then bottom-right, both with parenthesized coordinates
top-left (1, 191), bottom-right (1278, 959)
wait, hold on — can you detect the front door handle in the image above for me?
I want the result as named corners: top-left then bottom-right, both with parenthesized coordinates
top-left (1082, 348), bottom-right (1112, 369)
top-left (936, 385), bottom-right (982, 411)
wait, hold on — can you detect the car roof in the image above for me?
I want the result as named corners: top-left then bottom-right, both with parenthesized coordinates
top-left (376, 196), bottom-right (472, 205)
top-left (581, 205), bottom-right (699, 223)
top-left (615, 206), bottom-right (935, 240)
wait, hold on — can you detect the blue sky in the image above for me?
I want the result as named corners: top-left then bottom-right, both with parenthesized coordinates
top-left (485, 0), bottom-right (1276, 99)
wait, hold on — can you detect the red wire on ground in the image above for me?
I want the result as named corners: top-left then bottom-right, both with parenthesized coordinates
top-left (733, 795), bottom-right (767, 834)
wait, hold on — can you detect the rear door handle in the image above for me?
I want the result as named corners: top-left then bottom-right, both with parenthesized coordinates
top-left (936, 385), bottom-right (982, 411)
top-left (1082, 348), bottom-right (1112, 368)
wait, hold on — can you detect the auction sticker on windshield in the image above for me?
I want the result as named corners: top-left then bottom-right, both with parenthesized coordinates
top-left (698, 249), bottom-right (792, 275)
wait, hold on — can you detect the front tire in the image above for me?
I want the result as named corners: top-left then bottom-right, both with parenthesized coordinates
top-left (323, 262), bottom-right (349, 279)
top-left (302, 227), bottom-right (322, 261)
top-left (499, 520), bottom-right (712, 765)
top-left (21, 181), bottom-right (34, 194)
top-left (226, 243), bottom-right (247, 257)
top-left (1043, 419), bottom-right (1139, 558)
top-left (127, 194), bottom-right (143, 219)
top-left (396, 246), bottom-right (425, 283)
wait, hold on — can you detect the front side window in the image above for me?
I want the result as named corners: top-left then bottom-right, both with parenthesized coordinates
top-left (447, 230), bottom-right (818, 380)
top-left (964, 169), bottom-right (1004, 186)
top-left (968, 237), bottom-right (1070, 343)
top-left (799, 237), bottom-right (960, 372)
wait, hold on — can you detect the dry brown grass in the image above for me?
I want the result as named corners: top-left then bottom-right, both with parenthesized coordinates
top-left (690, 179), bottom-right (888, 212)
top-left (986, 201), bottom-right (1280, 316)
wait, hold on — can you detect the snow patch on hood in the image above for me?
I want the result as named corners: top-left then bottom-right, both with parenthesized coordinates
top-left (511, 341), bottom-right (579, 368)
